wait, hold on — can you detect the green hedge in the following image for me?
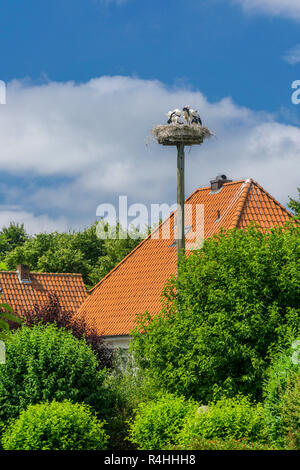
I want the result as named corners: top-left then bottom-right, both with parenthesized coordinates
top-left (1, 400), bottom-right (109, 450)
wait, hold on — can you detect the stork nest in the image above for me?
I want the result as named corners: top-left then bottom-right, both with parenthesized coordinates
top-left (152, 124), bottom-right (213, 146)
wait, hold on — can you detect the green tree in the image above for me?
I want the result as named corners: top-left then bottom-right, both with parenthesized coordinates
top-left (288, 188), bottom-right (300, 218)
top-left (0, 324), bottom-right (108, 424)
top-left (4, 232), bottom-right (92, 282)
top-left (132, 224), bottom-right (300, 402)
top-left (0, 222), bottom-right (28, 255)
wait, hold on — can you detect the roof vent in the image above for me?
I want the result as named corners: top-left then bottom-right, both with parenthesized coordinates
top-left (17, 264), bottom-right (31, 284)
top-left (210, 174), bottom-right (232, 192)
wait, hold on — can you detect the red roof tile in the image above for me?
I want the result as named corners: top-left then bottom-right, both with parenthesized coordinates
top-left (77, 179), bottom-right (294, 336)
top-left (0, 271), bottom-right (88, 316)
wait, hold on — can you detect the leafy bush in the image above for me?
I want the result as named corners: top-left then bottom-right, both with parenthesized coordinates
top-left (105, 350), bottom-right (160, 450)
top-left (128, 392), bottom-right (197, 450)
top-left (0, 324), bottom-right (109, 425)
top-left (1, 400), bottom-right (109, 450)
top-left (177, 396), bottom-right (268, 448)
top-left (132, 224), bottom-right (300, 402)
top-left (263, 342), bottom-right (299, 445)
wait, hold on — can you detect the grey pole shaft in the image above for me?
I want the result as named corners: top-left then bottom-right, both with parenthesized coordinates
top-left (177, 143), bottom-right (185, 265)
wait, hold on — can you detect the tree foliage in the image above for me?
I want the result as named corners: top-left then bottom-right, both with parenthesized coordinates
top-left (288, 188), bottom-right (300, 218)
top-left (2, 221), bottom-right (145, 288)
top-left (0, 222), bottom-right (28, 256)
top-left (132, 224), bottom-right (300, 402)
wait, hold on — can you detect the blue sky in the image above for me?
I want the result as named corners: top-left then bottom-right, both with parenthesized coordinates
top-left (2, 0), bottom-right (300, 113)
top-left (0, 0), bottom-right (299, 232)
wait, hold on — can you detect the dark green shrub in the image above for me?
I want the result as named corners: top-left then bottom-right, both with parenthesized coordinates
top-left (105, 350), bottom-right (160, 450)
top-left (127, 392), bottom-right (197, 450)
top-left (177, 395), bottom-right (268, 448)
top-left (132, 224), bottom-right (300, 401)
top-left (0, 324), bottom-right (108, 425)
top-left (1, 400), bottom-right (109, 450)
top-left (263, 342), bottom-right (299, 446)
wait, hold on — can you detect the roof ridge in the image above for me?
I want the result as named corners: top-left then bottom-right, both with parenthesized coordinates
top-left (0, 271), bottom-right (83, 277)
top-left (0, 271), bottom-right (18, 274)
top-left (30, 272), bottom-right (83, 276)
top-left (89, 179), bottom-right (248, 293)
top-left (196, 179), bottom-right (246, 191)
top-left (229, 179), bottom-right (252, 229)
top-left (251, 180), bottom-right (295, 219)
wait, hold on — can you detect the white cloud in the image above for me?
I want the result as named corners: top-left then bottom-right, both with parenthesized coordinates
top-left (0, 208), bottom-right (68, 235)
top-left (283, 44), bottom-right (300, 64)
top-left (0, 75), bottom-right (299, 233)
top-left (232, 0), bottom-right (300, 21)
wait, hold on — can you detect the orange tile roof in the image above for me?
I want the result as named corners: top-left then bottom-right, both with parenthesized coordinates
top-left (77, 179), bottom-right (294, 336)
top-left (0, 271), bottom-right (88, 316)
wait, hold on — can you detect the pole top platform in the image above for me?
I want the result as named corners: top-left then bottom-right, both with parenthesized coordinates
top-left (152, 123), bottom-right (213, 146)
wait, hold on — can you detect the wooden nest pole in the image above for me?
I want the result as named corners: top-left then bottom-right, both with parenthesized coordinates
top-left (152, 123), bottom-right (213, 269)
top-left (177, 142), bottom-right (185, 257)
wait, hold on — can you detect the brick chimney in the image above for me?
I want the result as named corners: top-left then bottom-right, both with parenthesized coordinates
top-left (17, 264), bottom-right (31, 284)
top-left (210, 174), bottom-right (232, 192)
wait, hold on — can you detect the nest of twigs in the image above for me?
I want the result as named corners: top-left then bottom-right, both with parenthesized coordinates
top-left (152, 124), bottom-right (213, 146)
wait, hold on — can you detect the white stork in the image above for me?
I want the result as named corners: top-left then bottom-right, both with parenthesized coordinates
top-left (190, 109), bottom-right (202, 126)
top-left (167, 110), bottom-right (175, 124)
top-left (167, 109), bottom-right (183, 124)
top-left (182, 105), bottom-right (191, 125)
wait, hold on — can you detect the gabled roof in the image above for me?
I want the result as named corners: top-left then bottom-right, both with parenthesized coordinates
top-left (0, 270), bottom-right (88, 315)
top-left (77, 179), bottom-right (293, 336)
